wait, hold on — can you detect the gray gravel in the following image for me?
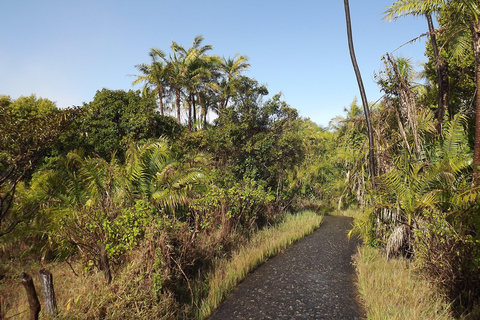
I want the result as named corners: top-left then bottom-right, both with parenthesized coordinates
top-left (208, 215), bottom-right (363, 319)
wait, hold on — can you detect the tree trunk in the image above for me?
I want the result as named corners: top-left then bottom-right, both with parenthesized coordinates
top-left (344, 0), bottom-right (376, 188)
top-left (188, 92), bottom-right (192, 132)
top-left (218, 97), bottom-right (225, 118)
top-left (1, 294), bottom-right (5, 319)
top-left (99, 244), bottom-right (112, 284)
top-left (192, 91), bottom-right (197, 129)
top-left (39, 269), bottom-right (57, 316)
top-left (20, 272), bottom-right (40, 320)
top-left (157, 85), bottom-right (164, 116)
top-left (199, 92), bottom-right (207, 129)
top-left (427, 13), bottom-right (450, 132)
top-left (176, 88), bottom-right (181, 124)
top-left (471, 22), bottom-right (480, 185)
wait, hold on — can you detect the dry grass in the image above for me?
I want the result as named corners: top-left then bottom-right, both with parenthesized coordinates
top-left (331, 207), bottom-right (363, 218)
top-left (1, 211), bottom-right (322, 320)
top-left (1, 259), bottom-right (109, 319)
top-left (196, 210), bottom-right (323, 319)
top-left (354, 245), bottom-right (453, 320)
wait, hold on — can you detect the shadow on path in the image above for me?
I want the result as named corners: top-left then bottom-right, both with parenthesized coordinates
top-left (208, 215), bottom-right (363, 319)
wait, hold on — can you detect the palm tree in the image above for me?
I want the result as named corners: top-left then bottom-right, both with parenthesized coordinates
top-left (196, 55), bottom-right (221, 128)
top-left (133, 48), bottom-right (170, 116)
top-left (166, 57), bottom-right (185, 124)
top-left (385, 0), bottom-right (480, 184)
top-left (218, 54), bottom-right (251, 115)
top-left (351, 114), bottom-right (473, 258)
top-left (170, 35), bottom-right (214, 130)
top-left (385, 2), bottom-right (450, 132)
top-left (126, 139), bottom-right (210, 215)
top-left (380, 54), bottom-right (423, 156)
top-left (344, 0), bottom-right (376, 188)
top-left (59, 151), bottom-right (131, 284)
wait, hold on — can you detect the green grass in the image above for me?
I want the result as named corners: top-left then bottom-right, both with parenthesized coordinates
top-left (354, 245), bottom-right (453, 320)
top-left (196, 210), bottom-right (323, 319)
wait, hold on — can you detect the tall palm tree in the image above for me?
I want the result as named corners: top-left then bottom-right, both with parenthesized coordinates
top-left (344, 0), bottom-right (376, 188)
top-left (218, 54), bottom-right (251, 115)
top-left (133, 48), bottom-right (169, 116)
top-left (196, 55), bottom-right (221, 128)
top-left (170, 35), bottom-right (214, 130)
top-left (384, 0), bottom-right (480, 184)
top-left (166, 57), bottom-right (185, 124)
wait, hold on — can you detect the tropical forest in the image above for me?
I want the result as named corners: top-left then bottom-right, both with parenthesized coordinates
top-left (2, 1), bottom-right (480, 319)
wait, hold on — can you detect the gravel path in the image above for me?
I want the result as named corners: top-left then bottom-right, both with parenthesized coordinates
top-left (208, 215), bottom-right (363, 319)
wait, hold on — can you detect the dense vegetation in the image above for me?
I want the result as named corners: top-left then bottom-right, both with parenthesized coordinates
top-left (0, 37), bottom-right (333, 319)
top-left (4, 1), bottom-right (480, 317)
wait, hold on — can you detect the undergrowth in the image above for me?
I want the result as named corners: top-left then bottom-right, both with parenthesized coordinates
top-left (0, 211), bottom-right (322, 319)
top-left (354, 245), bottom-right (453, 319)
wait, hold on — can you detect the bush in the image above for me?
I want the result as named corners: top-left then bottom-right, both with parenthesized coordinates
top-left (415, 209), bottom-right (480, 316)
top-left (189, 178), bottom-right (279, 235)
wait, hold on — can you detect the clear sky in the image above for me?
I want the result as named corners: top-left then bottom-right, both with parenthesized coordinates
top-left (1, 0), bottom-right (430, 127)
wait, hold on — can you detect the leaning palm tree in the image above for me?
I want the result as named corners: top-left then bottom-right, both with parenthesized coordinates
top-left (343, 0), bottom-right (376, 188)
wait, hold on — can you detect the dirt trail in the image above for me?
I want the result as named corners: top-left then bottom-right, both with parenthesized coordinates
top-left (208, 215), bottom-right (363, 319)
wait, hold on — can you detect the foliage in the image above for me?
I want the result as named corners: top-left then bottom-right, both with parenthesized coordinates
top-left (194, 87), bottom-right (305, 204)
top-left (126, 139), bottom-right (210, 215)
top-left (286, 120), bottom-right (340, 212)
top-left (72, 88), bottom-right (182, 162)
top-left (132, 36), bottom-right (252, 129)
top-left (0, 95), bottom-right (80, 237)
top-left (189, 177), bottom-right (278, 234)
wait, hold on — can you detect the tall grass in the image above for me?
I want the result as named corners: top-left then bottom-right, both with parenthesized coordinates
top-left (196, 210), bottom-right (323, 319)
top-left (354, 245), bottom-right (453, 319)
top-left (1, 211), bottom-right (321, 320)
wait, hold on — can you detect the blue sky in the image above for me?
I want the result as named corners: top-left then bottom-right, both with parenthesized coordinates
top-left (1, 0), bottom-right (429, 127)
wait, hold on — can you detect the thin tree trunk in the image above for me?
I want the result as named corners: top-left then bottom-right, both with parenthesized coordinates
top-left (157, 85), bottom-right (164, 116)
top-left (176, 88), bottom-right (181, 124)
top-left (192, 91), bottom-right (197, 129)
top-left (0, 294), bottom-right (5, 319)
top-left (427, 13), bottom-right (450, 132)
top-left (20, 272), bottom-right (40, 320)
top-left (344, 0), bottom-right (376, 188)
top-left (471, 22), bottom-right (480, 185)
top-left (188, 92), bottom-right (192, 132)
top-left (99, 244), bottom-right (112, 284)
top-left (219, 97), bottom-right (225, 118)
top-left (199, 92), bottom-right (207, 129)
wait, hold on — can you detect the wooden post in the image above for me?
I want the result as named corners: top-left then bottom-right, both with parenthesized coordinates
top-left (20, 272), bottom-right (40, 320)
top-left (39, 269), bottom-right (57, 316)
